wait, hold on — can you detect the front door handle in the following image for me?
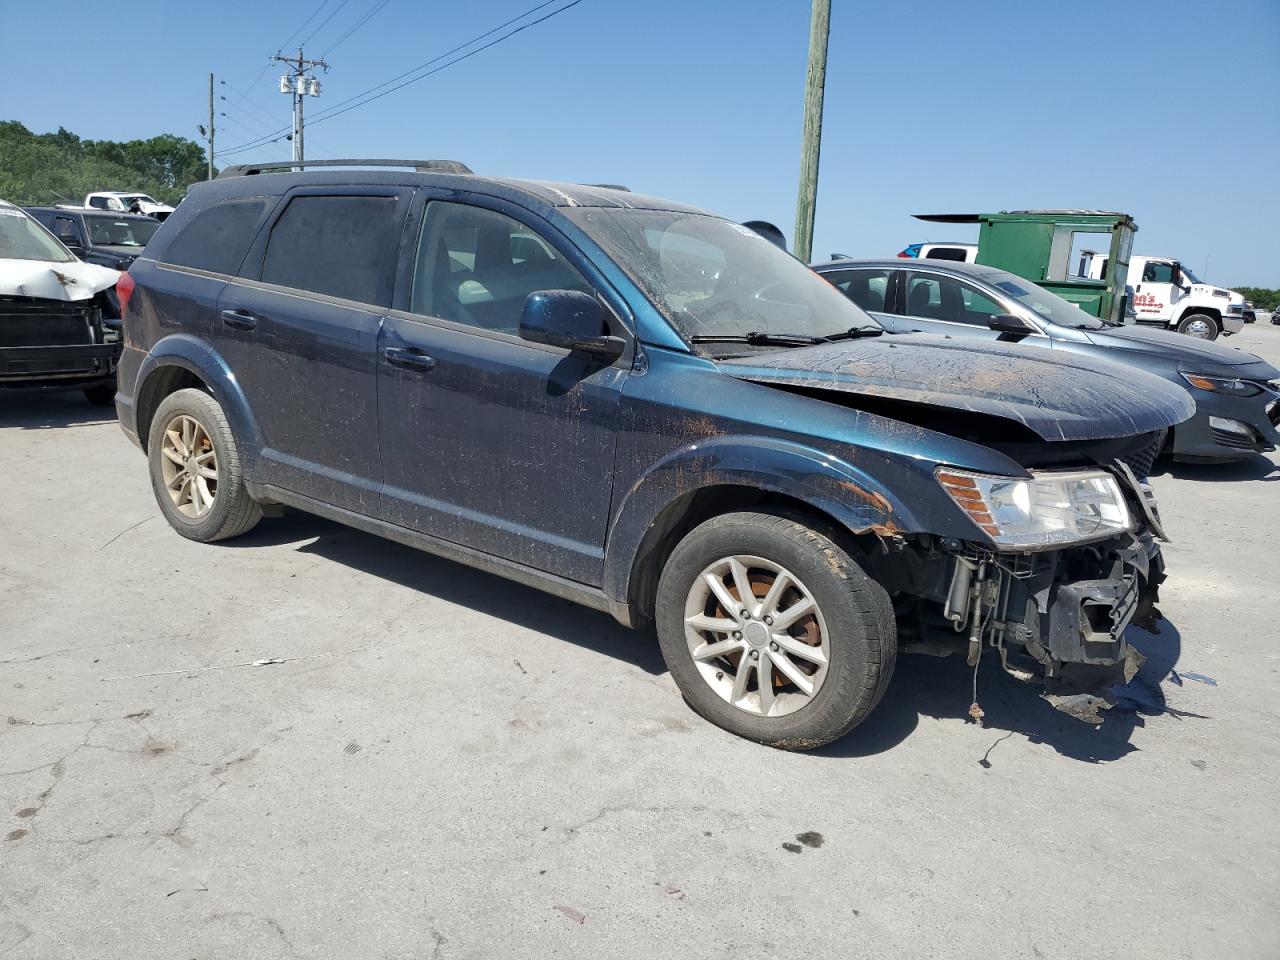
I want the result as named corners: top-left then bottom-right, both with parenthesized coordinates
top-left (384, 346), bottom-right (436, 372)
top-left (220, 309), bottom-right (258, 330)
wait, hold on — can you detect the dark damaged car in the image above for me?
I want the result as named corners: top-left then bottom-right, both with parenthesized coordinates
top-left (1, 200), bottom-right (122, 406)
top-left (115, 161), bottom-right (1194, 749)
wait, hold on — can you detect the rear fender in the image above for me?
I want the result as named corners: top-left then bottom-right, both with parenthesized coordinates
top-left (602, 435), bottom-right (926, 603)
top-left (134, 334), bottom-right (263, 470)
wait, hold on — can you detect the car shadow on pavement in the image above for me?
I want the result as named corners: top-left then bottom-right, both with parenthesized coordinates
top-left (817, 621), bottom-right (1190, 764)
top-left (225, 512), bottom-right (1199, 755)
top-left (1153, 456), bottom-right (1279, 482)
top-left (226, 510), bottom-right (668, 676)
top-left (0, 390), bottom-right (117, 429)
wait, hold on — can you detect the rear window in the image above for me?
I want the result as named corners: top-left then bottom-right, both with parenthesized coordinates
top-left (260, 195), bottom-right (401, 306)
top-left (160, 198), bottom-right (272, 275)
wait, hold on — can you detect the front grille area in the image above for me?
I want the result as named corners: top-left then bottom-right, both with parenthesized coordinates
top-left (0, 297), bottom-right (94, 348)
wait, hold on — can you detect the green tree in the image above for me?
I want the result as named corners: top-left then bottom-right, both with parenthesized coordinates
top-left (1234, 287), bottom-right (1279, 313)
top-left (0, 121), bottom-right (212, 207)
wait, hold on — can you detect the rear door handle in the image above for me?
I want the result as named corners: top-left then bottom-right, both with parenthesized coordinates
top-left (384, 346), bottom-right (436, 372)
top-left (220, 309), bottom-right (258, 330)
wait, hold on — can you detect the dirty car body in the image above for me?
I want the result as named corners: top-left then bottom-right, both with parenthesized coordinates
top-left (116, 163), bottom-right (1194, 744)
top-left (0, 201), bottom-right (122, 395)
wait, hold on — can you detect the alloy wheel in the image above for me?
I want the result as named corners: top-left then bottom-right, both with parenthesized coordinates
top-left (159, 414), bottom-right (218, 519)
top-left (683, 555), bottom-right (830, 717)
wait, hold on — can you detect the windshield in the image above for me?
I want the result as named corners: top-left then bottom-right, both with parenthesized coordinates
top-left (564, 208), bottom-right (879, 345)
top-left (0, 207), bottom-right (75, 263)
top-left (120, 194), bottom-right (157, 206)
top-left (1179, 262), bottom-right (1202, 283)
top-left (83, 213), bottom-right (160, 247)
top-left (987, 271), bottom-right (1107, 329)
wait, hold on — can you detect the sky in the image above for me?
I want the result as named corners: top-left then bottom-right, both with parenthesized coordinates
top-left (4, 0), bottom-right (1278, 282)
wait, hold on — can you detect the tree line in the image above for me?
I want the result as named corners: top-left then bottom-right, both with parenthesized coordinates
top-left (0, 121), bottom-right (211, 207)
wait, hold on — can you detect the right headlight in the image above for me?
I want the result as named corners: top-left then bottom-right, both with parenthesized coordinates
top-left (937, 468), bottom-right (1133, 549)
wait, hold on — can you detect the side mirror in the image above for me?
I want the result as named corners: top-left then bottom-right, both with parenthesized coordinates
top-left (987, 313), bottom-right (1036, 335)
top-left (519, 290), bottom-right (624, 360)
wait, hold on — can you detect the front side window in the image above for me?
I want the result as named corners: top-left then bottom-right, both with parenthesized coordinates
top-left (410, 201), bottom-right (593, 335)
top-left (260, 195), bottom-right (401, 305)
top-left (161, 197), bottom-right (272, 275)
top-left (1142, 262), bottom-right (1176, 284)
top-left (0, 207), bottom-right (74, 262)
top-left (904, 271), bottom-right (1003, 325)
top-left (829, 269), bottom-right (891, 313)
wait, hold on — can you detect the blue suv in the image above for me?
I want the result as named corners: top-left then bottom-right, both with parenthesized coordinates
top-left (116, 160), bottom-right (1194, 748)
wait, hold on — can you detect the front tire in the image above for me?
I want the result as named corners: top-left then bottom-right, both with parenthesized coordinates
top-left (655, 511), bottom-right (896, 750)
top-left (147, 388), bottom-right (261, 542)
top-left (1177, 313), bottom-right (1219, 340)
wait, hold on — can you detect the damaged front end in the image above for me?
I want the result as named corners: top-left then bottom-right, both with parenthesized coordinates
top-left (883, 463), bottom-right (1167, 724)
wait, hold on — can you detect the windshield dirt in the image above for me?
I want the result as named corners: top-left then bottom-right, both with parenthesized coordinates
top-left (0, 207), bottom-right (74, 263)
top-left (566, 208), bottom-right (878, 345)
top-left (990, 272), bottom-right (1108, 328)
top-left (84, 214), bottom-right (160, 247)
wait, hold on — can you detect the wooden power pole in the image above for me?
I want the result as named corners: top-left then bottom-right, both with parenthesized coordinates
top-left (207, 73), bottom-right (215, 180)
top-left (793, 0), bottom-right (831, 264)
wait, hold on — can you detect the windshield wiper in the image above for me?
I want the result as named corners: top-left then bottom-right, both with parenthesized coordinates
top-left (823, 326), bottom-right (884, 341)
top-left (689, 331), bottom-right (828, 347)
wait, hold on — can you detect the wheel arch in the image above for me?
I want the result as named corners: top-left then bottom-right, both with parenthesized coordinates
top-left (603, 436), bottom-right (931, 627)
top-left (1179, 305), bottom-right (1222, 327)
top-left (134, 335), bottom-right (262, 465)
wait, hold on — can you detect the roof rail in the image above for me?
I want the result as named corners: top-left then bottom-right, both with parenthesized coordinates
top-left (584, 183), bottom-right (631, 192)
top-left (216, 159), bottom-right (473, 179)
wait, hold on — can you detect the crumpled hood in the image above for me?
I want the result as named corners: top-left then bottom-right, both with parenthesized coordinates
top-left (719, 335), bottom-right (1195, 442)
top-left (0, 257), bottom-right (120, 301)
top-left (1086, 323), bottom-right (1280, 380)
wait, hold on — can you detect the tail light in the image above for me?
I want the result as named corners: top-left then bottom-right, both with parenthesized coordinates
top-left (116, 270), bottom-right (136, 319)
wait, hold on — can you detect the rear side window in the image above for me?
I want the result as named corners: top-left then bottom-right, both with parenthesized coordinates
top-left (924, 247), bottom-right (969, 262)
top-left (261, 195), bottom-right (401, 306)
top-left (161, 198), bottom-right (271, 275)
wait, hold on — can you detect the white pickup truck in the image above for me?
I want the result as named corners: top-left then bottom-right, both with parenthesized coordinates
top-left (83, 191), bottom-right (175, 221)
top-left (1078, 252), bottom-right (1245, 340)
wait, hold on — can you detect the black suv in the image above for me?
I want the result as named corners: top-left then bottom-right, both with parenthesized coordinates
top-left (116, 160), bottom-right (1193, 748)
top-left (24, 206), bottom-right (161, 271)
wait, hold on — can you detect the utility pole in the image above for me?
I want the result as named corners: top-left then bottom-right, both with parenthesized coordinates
top-left (793, 0), bottom-right (831, 264)
top-left (207, 72), bottom-right (215, 180)
top-left (273, 48), bottom-right (328, 169)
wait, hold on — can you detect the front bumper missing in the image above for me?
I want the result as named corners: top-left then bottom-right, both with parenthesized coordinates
top-left (937, 530), bottom-right (1165, 725)
top-left (0, 343), bottom-right (120, 384)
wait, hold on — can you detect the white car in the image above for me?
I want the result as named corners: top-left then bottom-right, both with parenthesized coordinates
top-left (0, 199), bottom-right (123, 404)
top-left (83, 191), bottom-right (175, 221)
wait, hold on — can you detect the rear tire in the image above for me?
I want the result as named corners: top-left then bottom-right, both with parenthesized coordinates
top-left (83, 383), bottom-right (116, 407)
top-left (655, 511), bottom-right (896, 750)
top-left (147, 388), bottom-right (261, 543)
top-left (1176, 313), bottom-right (1219, 340)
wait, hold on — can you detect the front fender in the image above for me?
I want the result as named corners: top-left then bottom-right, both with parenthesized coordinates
top-left (134, 334), bottom-right (263, 471)
top-left (601, 434), bottom-right (930, 603)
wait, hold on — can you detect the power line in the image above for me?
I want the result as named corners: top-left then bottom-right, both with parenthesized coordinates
top-left (280, 0), bottom-right (333, 51)
top-left (301, 0), bottom-right (353, 47)
top-left (217, 0), bottom-right (584, 157)
top-left (304, 1), bottom-right (586, 131)
top-left (324, 0), bottom-right (394, 56)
